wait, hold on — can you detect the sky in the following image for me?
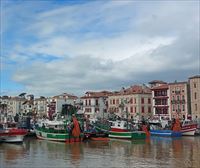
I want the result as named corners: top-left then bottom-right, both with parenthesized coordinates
top-left (0, 0), bottom-right (199, 97)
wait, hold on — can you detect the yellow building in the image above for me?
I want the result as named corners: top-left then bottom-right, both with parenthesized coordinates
top-left (189, 75), bottom-right (200, 119)
top-left (108, 85), bottom-right (152, 119)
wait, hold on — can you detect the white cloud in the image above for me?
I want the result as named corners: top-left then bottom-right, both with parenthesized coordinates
top-left (2, 1), bottom-right (199, 96)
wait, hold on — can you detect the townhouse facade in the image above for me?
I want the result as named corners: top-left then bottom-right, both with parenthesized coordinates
top-left (168, 82), bottom-right (189, 119)
top-left (151, 83), bottom-right (170, 119)
top-left (34, 97), bottom-right (47, 117)
top-left (189, 75), bottom-right (200, 119)
top-left (0, 96), bottom-right (26, 116)
top-left (108, 85), bottom-right (152, 119)
top-left (46, 93), bottom-right (78, 118)
top-left (81, 91), bottom-right (112, 119)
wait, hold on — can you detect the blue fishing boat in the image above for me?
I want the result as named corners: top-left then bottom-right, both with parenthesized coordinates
top-left (149, 118), bottom-right (182, 137)
top-left (150, 130), bottom-right (181, 137)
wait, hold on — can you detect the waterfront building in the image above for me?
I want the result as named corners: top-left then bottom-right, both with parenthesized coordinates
top-left (149, 80), bottom-right (167, 88)
top-left (168, 81), bottom-right (189, 120)
top-left (189, 75), bottom-right (200, 119)
top-left (46, 93), bottom-right (78, 118)
top-left (81, 91), bottom-right (112, 119)
top-left (0, 96), bottom-right (26, 116)
top-left (151, 83), bottom-right (170, 119)
top-left (34, 97), bottom-right (47, 117)
top-left (21, 97), bottom-right (34, 116)
top-left (108, 85), bottom-right (152, 119)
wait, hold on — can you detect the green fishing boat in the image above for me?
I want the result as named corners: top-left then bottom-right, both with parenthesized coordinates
top-left (109, 120), bottom-right (146, 139)
top-left (35, 115), bottom-right (84, 143)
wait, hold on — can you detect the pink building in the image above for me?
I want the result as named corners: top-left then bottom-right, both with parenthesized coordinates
top-left (168, 82), bottom-right (189, 119)
top-left (151, 84), bottom-right (170, 119)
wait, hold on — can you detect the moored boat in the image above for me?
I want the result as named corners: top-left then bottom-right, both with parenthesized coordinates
top-left (150, 130), bottom-right (181, 137)
top-left (181, 120), bottom-right (198, 136)
top-left (149, 118), bottom-right (182, 137)
top-left (35, 114), bottom-right (84, 143)
top-left (108, 120), bottom-right (146, 140)
top-left (0, 122), bottom-right (28, 143)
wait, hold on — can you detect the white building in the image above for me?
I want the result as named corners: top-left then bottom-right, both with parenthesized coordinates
top-left (81, 91), bottom-right (112, 119)
top-left (34, 97), bottom-right (47, 117)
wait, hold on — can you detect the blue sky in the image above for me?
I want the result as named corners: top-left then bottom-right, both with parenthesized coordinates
top-left (1, 0), bottom-right (199, 97)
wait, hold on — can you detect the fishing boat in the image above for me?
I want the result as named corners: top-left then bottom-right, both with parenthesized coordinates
top-left (35, 114), bottom-right (84, 143)
top-left (108, 120), bottom-right (146, 139)
top-left (83, 120), bottom-right (109, 141)
top-left (0, 122), bottom-right (28, 143)
top-left (149, 118), bottom-right (182, 137)
top-left (150, 130), bottom-right (181, 137)
top-left (181, 120), bottom-right (198, 136)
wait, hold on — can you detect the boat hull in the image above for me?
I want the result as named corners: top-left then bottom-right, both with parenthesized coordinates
top-left (0, 129), bottom-right (27, 143)
top-left (2, 135), bottom-right (25, 143)
top-left (35, 129), bottom-right (83, 143)
top-left (181, 124), bottom-right (197, 136)
top-left (109, 131), bottom-right (146, 139)
top-left (150, 130), bottom-right (182, 137)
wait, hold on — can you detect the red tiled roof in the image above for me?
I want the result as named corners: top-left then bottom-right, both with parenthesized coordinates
top-left (53, 93), bottom-right (78, 99)
top-left (109, 85), bottom-right (151, 96)
top-left (81, 91), bottom-right (113, 99)
top-left (151, 84), bottom-right (169, 90)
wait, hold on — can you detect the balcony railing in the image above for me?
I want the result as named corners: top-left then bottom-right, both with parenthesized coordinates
top-left (171, 99), bottom-right (186, 104)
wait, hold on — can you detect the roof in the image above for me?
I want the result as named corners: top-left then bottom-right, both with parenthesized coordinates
top-left (149, 80), bottom-right (167, 84)
top-left (168, 81), bottom-right (188, 85)
top-left (189, 75), bottom-right (200, 79)
top-left (109, 85), bottom-right (151, 96)
top-left (53, 93), bottom-right (78, 99)
top-left (81, 91), bottom-right (113, 99)
top-left (151, 84), bottom-right (169, 90)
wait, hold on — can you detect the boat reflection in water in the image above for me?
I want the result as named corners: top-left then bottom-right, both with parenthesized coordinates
top-left (0, 136), bottom-right (200, 168)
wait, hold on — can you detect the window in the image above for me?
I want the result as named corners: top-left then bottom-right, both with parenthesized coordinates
top-left (95, 99), bottom-right (98, 106)
top-left (142, 106), bottom-right (144, 113)
top-left (134, 98), bottom-right (136, 104)
top-left (89, 99), bottom-right (91, 106)
top-left (85, 100), bottom-right (87, 106)
top-left (130, 106), bottom-right (133, 113)
top-left (116, 99), bottom-right (119, 104)
top-left (177, 96), bottom-right (180, 100)
top-left (182, 95), bottom-right (185, 100)
top-left (177, 105), bottom-right (180, 111)
top-left (194, 92), bottom-right (197, 99)
top-left (113, 99), bottom-right (115, 104)
top-left (130, 98), bottom-right (133, 104)
top-left (195, 104), bottom-right (197, 111)
top-left (135, 107), bottom-right (137, 113)
top-left (110, 99), bottom-right (112, 105)
top-left (173, 105), bottom-right (175, 111)
top-left (148, 98), bottom-right (151, 104)
top-left (148, 107), bottom-right (151, 113)
top-left (182, 104), bottom-right (185, 111)
top-left (141, 98), bottom-right (144, 104)
top-left (194, 83), bottom-right (196, 88)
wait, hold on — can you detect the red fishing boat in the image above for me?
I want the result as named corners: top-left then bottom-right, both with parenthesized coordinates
top-left (181, 120), bottom-right (198, 136)
top-left (0, 123), bottom-right (28, 143)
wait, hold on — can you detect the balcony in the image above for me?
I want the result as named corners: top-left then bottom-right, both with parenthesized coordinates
top-left (175, 91), bottom-right (181, 94)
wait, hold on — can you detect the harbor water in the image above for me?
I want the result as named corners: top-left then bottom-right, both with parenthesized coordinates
top-left (0, 136), bottom-right (200, 168)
